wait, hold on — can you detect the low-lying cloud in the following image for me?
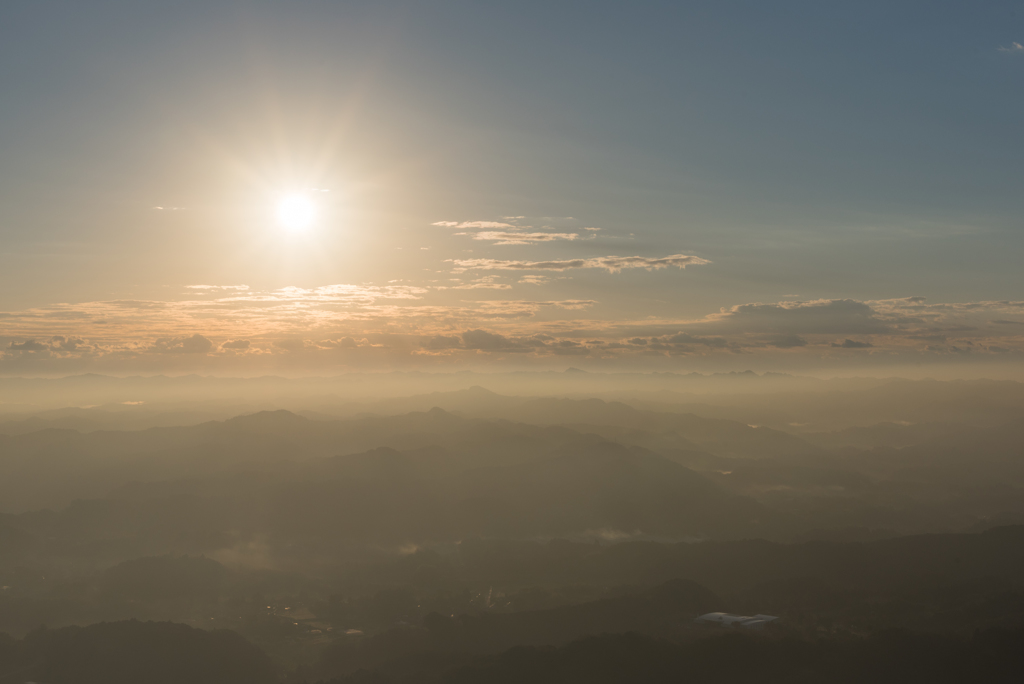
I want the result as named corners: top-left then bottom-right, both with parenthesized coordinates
top-left (832, 339), bottom-right (874, 349)
top-left (1, 288), bottom-right (1021, 373)
top-left (150, 334), bottom-right (214, 354)
top-left (694, 299), bottom-right (891, 336)
top-left (8, 339), bottom-right (49, 352)
top-left (768, 334), bottom-right (809, 349)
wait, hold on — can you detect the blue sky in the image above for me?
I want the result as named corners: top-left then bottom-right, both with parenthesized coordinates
top-left (1, 1), bottom-right (1023, 375)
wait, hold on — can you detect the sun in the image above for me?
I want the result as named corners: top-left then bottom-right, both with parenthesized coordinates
top-left (276, 193), bottom-right (316, 231)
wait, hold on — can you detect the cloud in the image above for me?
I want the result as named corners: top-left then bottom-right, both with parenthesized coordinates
top-left (0, 283), bottom-right (604, 359)
top-left (449, 254), bottom-right (710, 273)
top-left (540, 300), bottom-right (596, 310)
top-left (451, 283), bottom-right (513, 290)
top-left (768, 334), bottom-right (809, 348)
top-left (695, 299), bottom-right (891, 335)
top-left (664, 333), bottom-right (729, 348)
top-left (274, 338), bottom-right (309, 353)
top-left (831, 338), bottom-right (874, 348)
top-left (421, 335), bottom-right (462, 350)
top-left (582, 227), bottom-right (601, 231)
top-left (449, 275), bottom-right (513, 290)
top-left (262, 283), bottom-right (427, 303)
top-left (6, 336), bottom-right (90, 354)
top-left (151, 334), bottom-right (213, 354)
top-left (1, 281), bottom-right (1020, 373)
top-left (552, 343), bottom-right (589, 356)
top-left (422, 330), bottom-right (603, 354)
top-left (51, 336), bottom-right (85, 351)
top-left (110, 300), bottom-right (169, 310)
top-left (186, 284), bottom-right (249, 291)
top-left (8, 339), bottom-right (48, 352)
top-left (462, 329), bottom-right (530, 352)
top-left (998, 41), bottom-right (1024, 53)
top-left (440, 275), bottom-right (513, 290)
top-left (318, 337), bottom-right (361, 348)
top-left (432, 220), bottom-right (516, 229)
top-left (471, 232), bottom-right (580, 245)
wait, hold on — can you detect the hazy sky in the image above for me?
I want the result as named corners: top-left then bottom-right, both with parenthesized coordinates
top-left (2, 1), bottom-right (1023, 376)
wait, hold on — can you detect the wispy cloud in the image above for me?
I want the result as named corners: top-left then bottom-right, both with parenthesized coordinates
top-left (471, 232), bottom-right (580, 245)
top-left (268, 283), bottom-right (428, 302)
top-left (998, 41), bottom-right (1024, 53)
top-left (449, 254), bottom-right (710, 273)
top-left (444, 276), bottom-right (513, 290)
top-left (432, 220), bottom-right (517, 229)
top-left (186, 284), bottom-right (250, 291)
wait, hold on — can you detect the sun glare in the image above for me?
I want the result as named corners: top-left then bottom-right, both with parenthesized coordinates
top-left (276, 194), bottom-right (316, 231)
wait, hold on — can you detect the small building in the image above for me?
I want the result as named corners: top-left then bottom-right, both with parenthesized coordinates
top-left (694, 612), bottom-right (780, 629)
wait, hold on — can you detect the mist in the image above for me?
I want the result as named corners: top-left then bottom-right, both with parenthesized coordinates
top-left (1, 371), bottom-right (1024, 682)
top-left (4, 1), bottom-right (1024, 681)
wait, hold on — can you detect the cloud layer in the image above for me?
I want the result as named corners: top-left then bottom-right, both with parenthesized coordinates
top-left (1, 285), bottom-right (1021, 374)
top-left (450, 254), bottom-right (711, 273)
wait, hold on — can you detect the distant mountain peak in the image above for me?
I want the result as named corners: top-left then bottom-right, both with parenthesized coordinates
top-left (364, 446), bottom-right (403, 457)
top-left (225, 409), bottom-right (307, 426)
top-left (464, 385), bottom-right (501, 395)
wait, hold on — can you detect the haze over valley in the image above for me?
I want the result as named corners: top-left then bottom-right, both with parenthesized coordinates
top-left (3, 2), bottom-right (1024, 682)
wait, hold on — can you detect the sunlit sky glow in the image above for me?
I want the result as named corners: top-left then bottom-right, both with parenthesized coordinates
top-left (1, 1), bottom-right (1023, 377)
